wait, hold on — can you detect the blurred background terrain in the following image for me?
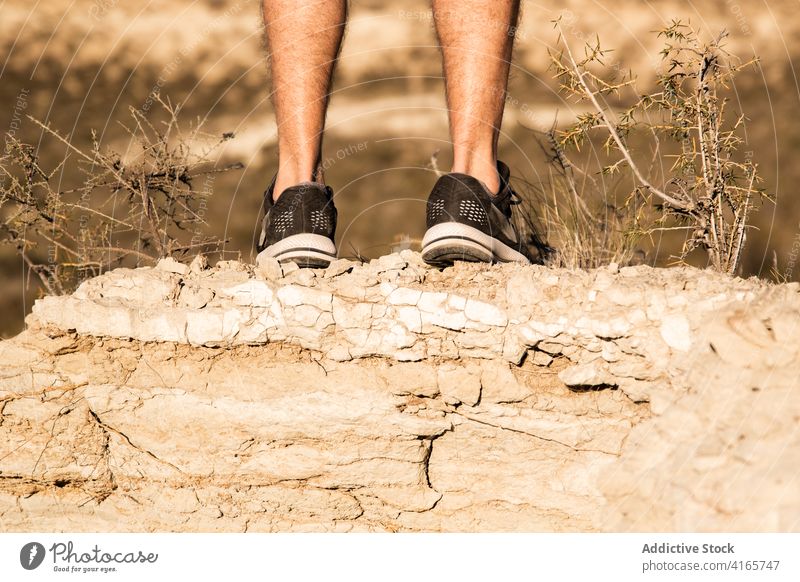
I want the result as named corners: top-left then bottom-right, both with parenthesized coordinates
top-left (2, 0), bottom-right (799, 336)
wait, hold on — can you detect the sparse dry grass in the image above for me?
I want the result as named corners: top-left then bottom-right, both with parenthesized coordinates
top-left (0, 97), bottom-right (242, 296)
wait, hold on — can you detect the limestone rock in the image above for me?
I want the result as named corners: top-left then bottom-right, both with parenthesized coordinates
top-left (5, 252), bottom-right (799, 532)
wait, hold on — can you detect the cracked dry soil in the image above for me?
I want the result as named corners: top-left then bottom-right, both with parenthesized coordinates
top-left (0, 332), bottom-right (641, 532)
top-left (1, 252), bottom-right (799, 531)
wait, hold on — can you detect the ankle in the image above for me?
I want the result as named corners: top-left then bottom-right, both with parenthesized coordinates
top-left (274, 162), bottom-right (322, 201)
top-left (451, 156), bottom-right (500, 195)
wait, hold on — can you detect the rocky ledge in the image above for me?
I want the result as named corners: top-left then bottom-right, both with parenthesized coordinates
top-left (1, 252), bottom-right (798, 531)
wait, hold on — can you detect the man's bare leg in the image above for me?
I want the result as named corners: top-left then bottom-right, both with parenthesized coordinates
top-left (432, 0), bottom-right (520, 194)
top-left (421, 1), bottom-right (532, 266)
top-left (262, 0), bottom-right (347, 200)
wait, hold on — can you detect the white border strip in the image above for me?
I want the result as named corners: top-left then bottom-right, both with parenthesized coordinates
top-left (2, 533), bottom-right (798, 581)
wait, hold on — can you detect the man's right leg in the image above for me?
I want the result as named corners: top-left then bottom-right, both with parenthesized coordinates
top-left (420, 0), bottom-right (532, 266)
top-left (258, 0), bottom-right (346, 267)
top-left (263, 0), bottom-right (347, 198)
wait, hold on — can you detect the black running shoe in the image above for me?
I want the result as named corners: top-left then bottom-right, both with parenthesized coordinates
top-left (421, 161), bottom-right (533, 265)
top-left (256, 179), bottom-right (338, 268)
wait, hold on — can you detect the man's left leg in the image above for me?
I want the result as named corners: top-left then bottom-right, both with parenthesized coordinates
top-left (422, 0), bottom-right (533, 265)
top-left (432, 0), bottom-right (519, 194)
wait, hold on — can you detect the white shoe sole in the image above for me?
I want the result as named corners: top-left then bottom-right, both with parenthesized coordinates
top-left (257, 233), bottom-right (337, 268)
top-left (421, 222), bottom-right (530, 265)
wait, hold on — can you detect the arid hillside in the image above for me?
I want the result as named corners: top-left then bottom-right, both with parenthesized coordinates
top-left (2, 0), bottom-right (800, 337)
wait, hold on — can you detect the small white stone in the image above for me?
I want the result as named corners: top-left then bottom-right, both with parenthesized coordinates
top-left (393, 348), bottom-right (426, 362)
top-left (289, 268), bottom-right (316, 287)
top-left (646, 303), bottom-right (665, 322)
top-left (628, 309), bottom-right (647, 326)
top-left (178, 284), bottom-right (215, 309)
top-left (221, 281), bottom-right (274, 307)
top-left (502, 339), bottom-right (527, 364)
top-left (156, 257), bottom-right (188, 275)
top-left (255, 255), bottom-right (282, 281)
top-left (538, 341), bottom-right (563, 355)
top-left (532, 350), bottom-right (553, 366)
top-left (447, 294), bottom-right (467, 311)
top-left (236, 321), bottom-right (267, 343)
top-left (453, 331), bottom-right (502, 351)
top-left (464, 299), bottom-right (508, 327)
top-left (324, 258), bottom-right (357, 278)
top-left (660, 314), bottom-right (692, 352)
top-left (601, 342), bottom-right (622, 362)
top-left (374, 253), bottom-right (407, 272)
top-left (221, 308), bottom-right (246, 339)
top-left (420, 310), bottom-right (467, 331)
top-left (558, 362), bottom-right (613, 387)
top-left (527, 320), bottom-right (565, 338)
top-left (542, 274), bottom-right (559, 286)
top-left (588, 317), bottom-right (631, 339)
top-left (518, 325), bottom-right (544, 345)
top-left (418, 292), bottom-right (448, 313)
top-left (387, 287), bottom-right (422, 306)
top-left (268, 301), bottom-right (286, 324)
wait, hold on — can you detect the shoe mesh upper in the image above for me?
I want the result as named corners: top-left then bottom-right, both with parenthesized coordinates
top-left (427, 198), bottom-right (445, 222)
top-left (257, 181), bottom-right (337, 252)
top-left (311, 209), bottom-right (331, 231)
top-left (459, 199), bottom-right (488, 226)
top-left (273, 210), bottom-right (294, 234)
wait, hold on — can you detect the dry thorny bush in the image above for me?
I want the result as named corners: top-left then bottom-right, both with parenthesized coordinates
top-left (520, 20), bottom-right (768, 273)
top-left (0, 97), bottom-right (242, 296)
